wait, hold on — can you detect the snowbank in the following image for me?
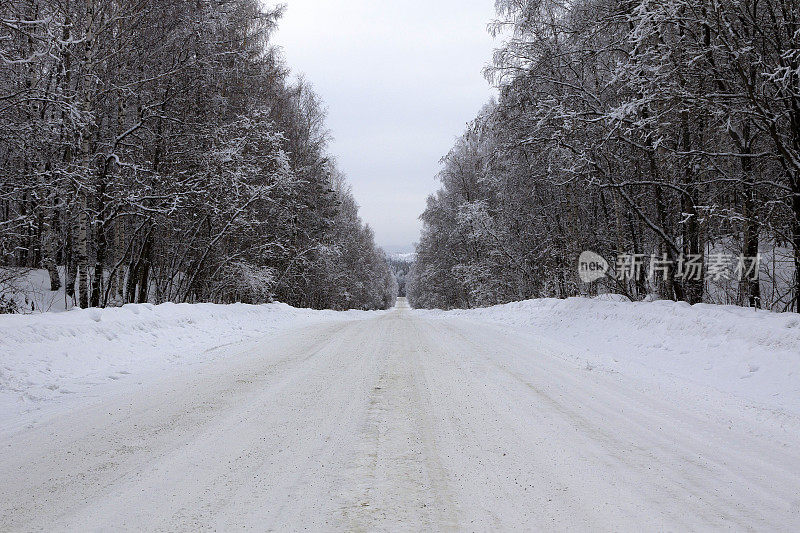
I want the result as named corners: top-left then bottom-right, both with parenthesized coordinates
top-left (0, 301), bottom-right (369, 424)
top-left (418, 298), bottom-right (800, 416)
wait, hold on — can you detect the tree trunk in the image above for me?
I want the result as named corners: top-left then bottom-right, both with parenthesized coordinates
top-left (91, 224), bottom-right (105, 308)
top-left (77, 0), bottom-right (96, 309)
top-left (740, 154), bottom-right (761, 308)
top-left (77, 195), bottom-right (89, 308)
top-left (680, 109), bottom-right (704, 304)
top-left (90, 173), bottom-right (108, 307)
top-left (43, 192), bottom-right (62, 291)
top-left (653, 183), bottom-right (681, 301)
top-left (43, 250), bottom-right (61, 292)
top-left (792, 174), bottom-right (800, 313)
top-left (114, 100), bottom-right (127, 301)
top-left (65, 227), bottom-right (76, 300)
top-left (137, 231), bottom-right (153, 303)
top-left (41, 207), bottom-right (61, 292)
top-left (126, 257), bottom-right (138, 305)
top-left (115, 218), bottom-right (126, 300)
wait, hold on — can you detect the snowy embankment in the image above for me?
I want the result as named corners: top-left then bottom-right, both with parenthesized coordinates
top-left (419, 297), bottom-right (800, 416)
top-left (0, 302), bottom-right (369, 425)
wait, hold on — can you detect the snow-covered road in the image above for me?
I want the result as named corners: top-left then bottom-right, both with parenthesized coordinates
top-left (2, 298), bottom-right (799, 531)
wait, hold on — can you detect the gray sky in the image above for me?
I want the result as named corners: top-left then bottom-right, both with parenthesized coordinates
top-left (274, 0), bottom-right (497, 252)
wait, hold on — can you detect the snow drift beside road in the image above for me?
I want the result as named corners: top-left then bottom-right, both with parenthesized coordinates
top-left (418, 298), bottom-right (800, 416)
top-left (0, 302), bottom-right (371, 424)
top-left (4, 296), bottom-right (799, 432)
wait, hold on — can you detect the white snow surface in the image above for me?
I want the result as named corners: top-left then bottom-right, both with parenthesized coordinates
top-left (418, 297), bottom-right (800, 417)
top-left (2, 297), bottom-right (800, 530)
top-left (0, 301), bottom-right (372, 427)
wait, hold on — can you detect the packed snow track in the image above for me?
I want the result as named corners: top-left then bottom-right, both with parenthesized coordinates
top-left (2, 298), bottom-right (799, 531)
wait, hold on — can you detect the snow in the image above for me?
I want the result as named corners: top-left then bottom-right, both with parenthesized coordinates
top-left (2, 298), bottom-right (799, 530)
top-left (4, 294), bottom-right (799, 431)
top-left (1, 267), bottom-right (73, 313)
top-left (417, 296), bottom-right (800, 417)
top-left (0, 300), bottom-right (375, 429)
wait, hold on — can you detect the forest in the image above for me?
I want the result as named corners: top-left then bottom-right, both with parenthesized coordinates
top-left (409, 0), bottom-right (800, 312)
top-left (0, 0), bottom-right (396, 312)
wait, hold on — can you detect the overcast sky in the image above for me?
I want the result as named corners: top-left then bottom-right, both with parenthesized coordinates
top-left (273, 0), bottom-right (498, 252)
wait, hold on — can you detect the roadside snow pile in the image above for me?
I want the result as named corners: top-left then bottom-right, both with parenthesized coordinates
top-left (0, 302), bottom-right (365, 422)
top-left (420, 298), bottom-right (800, 415)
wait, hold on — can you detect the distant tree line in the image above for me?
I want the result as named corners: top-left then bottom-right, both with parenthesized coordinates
top-left (1, 0), bottom-right (396, 311)
top-left (409, 0), bottom-right (800, 312)
top-left (387, 257), bottom-right (411, 297)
